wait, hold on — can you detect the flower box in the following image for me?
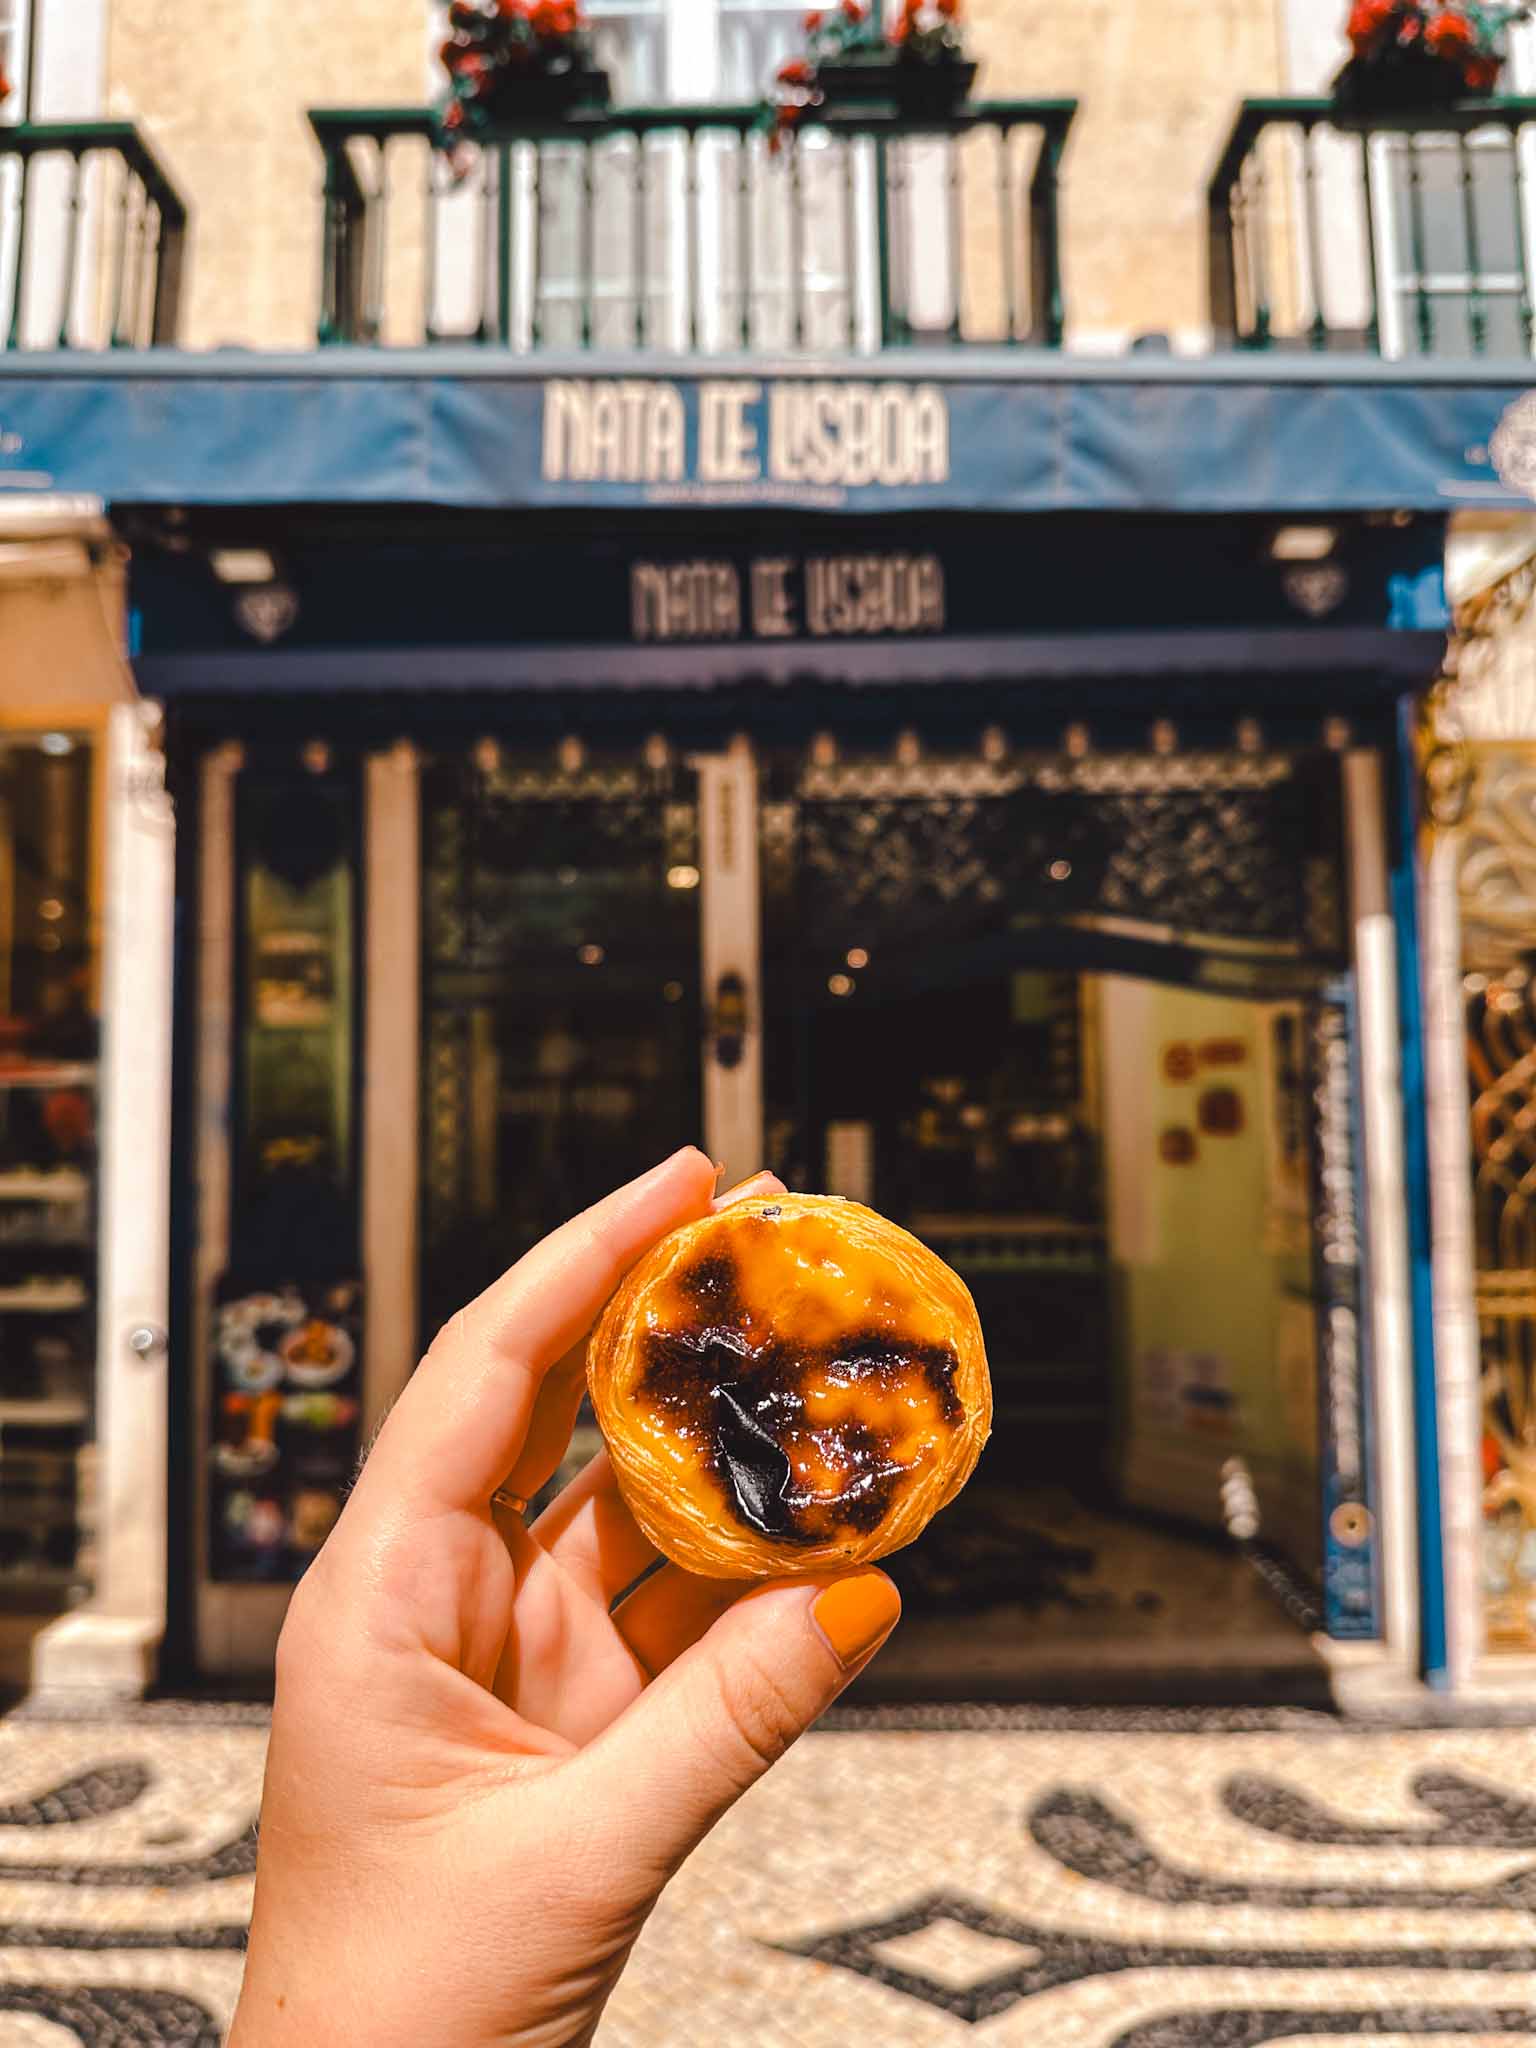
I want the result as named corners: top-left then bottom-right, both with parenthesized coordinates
top-left (1330, 1), bottom-right (1525, 115)
top-left (815, 54), bottom-right (977, 113)
top-left (474, 64), bottom-right (611, 119)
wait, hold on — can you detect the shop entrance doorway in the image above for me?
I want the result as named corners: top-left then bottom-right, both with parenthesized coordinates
top-left (412, 723), bottom-right (1369, 1700)
top-left (748, 736), bottom-right (1360, 1698)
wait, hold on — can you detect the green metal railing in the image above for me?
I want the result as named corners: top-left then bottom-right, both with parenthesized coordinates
top-left (310, 99), bottom-right (1074, 352)
top-left (1210, 96), bottom-right (1536, 357)
top-left (0, 121), bottom-right (187, 350)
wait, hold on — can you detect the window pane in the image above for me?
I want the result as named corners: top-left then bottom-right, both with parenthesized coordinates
top-left (719, 4), bottom-right (804, 101)
top-left (589, 2), bottom-right (667, 101)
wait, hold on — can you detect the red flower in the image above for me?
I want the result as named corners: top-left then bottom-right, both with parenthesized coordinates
top-left (0, 68), bottom-right (13, 104)
top-left (1346, 0), bottom-right (1396, 53)
top-left (804, 7), bottom-right (823, 25)
top-left (936, 0), bottom-right (960, 14)
top-left (1464, 52), bottom-right (1500, 88)
top-left (889, 13), bottom-right (910, 39)
top-left (1425, 7), bottom-right (1474, 52)
top-left (778, 55), bottom-right (812, 81)
top-left (841, 0), bottom-right (866, 19)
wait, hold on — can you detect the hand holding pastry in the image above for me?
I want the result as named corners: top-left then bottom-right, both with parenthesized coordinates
top-left (230, 1152), bottom-right (954, 2048)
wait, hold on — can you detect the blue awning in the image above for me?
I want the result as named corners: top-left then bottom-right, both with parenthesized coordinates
top-left (0, 349), bottom-right (1531, 515)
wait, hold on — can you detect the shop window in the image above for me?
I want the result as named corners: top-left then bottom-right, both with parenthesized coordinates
top-left (0, 729), bottom-right (100, 1611)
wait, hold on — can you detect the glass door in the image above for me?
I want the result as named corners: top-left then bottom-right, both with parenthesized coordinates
top-left (419, 737), bottom-right (706, 1342)
top-left (0, 727), bottom-right (101, 1618)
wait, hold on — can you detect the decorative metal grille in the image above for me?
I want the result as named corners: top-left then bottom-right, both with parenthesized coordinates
top-left (763, 749), bottom-right (1346, 963)
top-left (424, 757), bottom-right (697, 973)
top-left (1459, 744), bottom-right (1536, 1651)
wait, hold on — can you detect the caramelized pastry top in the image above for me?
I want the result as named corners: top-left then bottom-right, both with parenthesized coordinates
top-left (604, 1199), bottom-right (980, 1558)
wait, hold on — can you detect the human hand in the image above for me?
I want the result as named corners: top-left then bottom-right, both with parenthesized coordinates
top-left (228, 1148), bottom-right (902, 2048)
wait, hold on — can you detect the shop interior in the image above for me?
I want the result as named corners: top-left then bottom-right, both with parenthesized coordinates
top-left (775, 964), bottom-right (1330, 1700)
top-left (0, 730), bottom-right (101, 1688)
top-left (400, 724), bottom-right (1347, 1700)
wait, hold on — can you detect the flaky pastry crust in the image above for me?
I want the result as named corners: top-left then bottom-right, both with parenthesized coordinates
top-left (587, 1193), bottom-right (991, 1579)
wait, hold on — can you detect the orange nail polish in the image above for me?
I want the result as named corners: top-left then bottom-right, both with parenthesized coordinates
top-left (812, 1570), bottom-right (901, 1669)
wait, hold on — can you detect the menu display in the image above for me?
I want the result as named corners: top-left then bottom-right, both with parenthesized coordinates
top-left (209, 1273), bottom-right (362, 1581)
top-left (213, 763), bottom-right (363, 1583)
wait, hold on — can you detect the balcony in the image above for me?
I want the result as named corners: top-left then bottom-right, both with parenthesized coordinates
top-left (309, 99), bottom-right (1075, 353)
top-left (0, 122), bottom-right (187, 351)
top-left (1210, 95), bottom-right (1536, 357)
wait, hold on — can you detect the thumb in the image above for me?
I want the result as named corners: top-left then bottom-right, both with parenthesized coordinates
top-left (576, 1568), bottom-right (900, 1890)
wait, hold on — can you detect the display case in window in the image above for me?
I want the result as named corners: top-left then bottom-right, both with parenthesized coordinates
top-left (0, 729), bottom-right (99, 1609)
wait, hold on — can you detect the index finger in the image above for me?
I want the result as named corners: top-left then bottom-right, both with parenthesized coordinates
top-left (356, 1146), bottom-right (717, 1517)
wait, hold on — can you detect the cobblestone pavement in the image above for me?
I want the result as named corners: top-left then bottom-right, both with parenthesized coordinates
top-left (6, 1704), bottom-right (1536, 2043)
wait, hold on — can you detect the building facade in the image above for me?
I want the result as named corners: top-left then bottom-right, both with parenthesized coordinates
top-left (0, 0), bottom-right (1533, 1712)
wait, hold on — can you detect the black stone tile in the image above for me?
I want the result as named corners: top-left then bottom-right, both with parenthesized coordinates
top-left (1112, 2011), bottom-right (1536, 2046)
top-left (1224, 1768), bottom-right (1536, 1846)
top-left (773, 1891), bottom-right (1536, 2024)
top-left (0, 1761), bottom-right (153, 1827)
top-left (0, 1985), bottom-right (223, 2046)
top-left (1030, 1784), bottom-right (1536, 1908)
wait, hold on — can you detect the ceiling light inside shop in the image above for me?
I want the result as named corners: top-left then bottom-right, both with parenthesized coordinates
top-left (38, 899), bottom-right (62, 921)
top-left (667, 864), bottom-right (700, 890)
top-left (846, 948), bottom-right (869, 970)
top-left (39, 732), bottom-right (73, 756)
top-left (828, 973), bottom-right (854, 997)
top-left (578, 944), bottom-right (605, 966)
top-left (210, 547), bottom-right (278, 584)
top-left (1269, 525), bottom-right (1337, 561)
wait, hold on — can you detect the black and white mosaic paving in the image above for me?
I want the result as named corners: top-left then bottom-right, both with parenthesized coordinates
top-left (8, 1712), bottom-right (1536, 2043)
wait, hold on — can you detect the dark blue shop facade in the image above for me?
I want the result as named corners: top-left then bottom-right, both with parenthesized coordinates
top-left (3, 348), bottom-right (1526, 1703)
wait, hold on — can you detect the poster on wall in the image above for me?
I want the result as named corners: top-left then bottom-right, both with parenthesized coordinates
top-left (208, 1273), bottom-right (363, 1582)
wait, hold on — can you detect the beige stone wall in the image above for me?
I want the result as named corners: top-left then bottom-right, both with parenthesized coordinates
top-left (104, 0), bottom-right (429, 350)
top-left (967, 0), bottom-right (1290, 345)
top-left (101, 0), bottom-right (1301, 351)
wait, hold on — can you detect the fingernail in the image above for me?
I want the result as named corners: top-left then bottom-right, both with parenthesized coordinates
top-left (650, 1146), bottom-right (709, 1178)
top-left (812, 1570), bottom-right (901, 1669)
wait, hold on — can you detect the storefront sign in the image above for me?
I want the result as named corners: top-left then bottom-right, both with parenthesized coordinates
top-left (1309, 984), bottom-right (1381, 1639)
top-left (630, 550), bottom-right (945, 643)
top-left (543, 377), bottom-right (950, 492)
